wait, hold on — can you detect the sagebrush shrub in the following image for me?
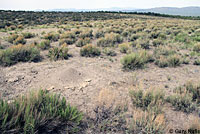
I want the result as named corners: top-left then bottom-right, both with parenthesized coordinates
top-left (0, 44), bottom-right (40, 66)
top-left (97, 33), bottom-right (123, 47)
top-left (121, 50), bottom-right (153, 70)
top-left (37, 40), bottom-right (51, 50)
top-left (166, 93), bottom-right (197, 113)
top-left (80, 44), bottom-right (101, 57)
top-left (76, 38), bottom-right (90, 47)
top-left (118, 43), bottom-right (131, 53)
top-left (103, 48), bottom-right (117, 56)
top-left (193, 43), bottom-right (200, 52)
top-left (22, 32), bottom-right (35, 39)
top-left (48, 45), bottom-right (69, 61)
top-left (43, 32), bottom-right (60, 42)
top-left (129, 89), bottom-right (164, 114)
top-left (0, 89), bottom-right (82, 134)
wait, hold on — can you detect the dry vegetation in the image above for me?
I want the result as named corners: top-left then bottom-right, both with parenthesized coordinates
top-left (0, 11), bottom-right (200, 133)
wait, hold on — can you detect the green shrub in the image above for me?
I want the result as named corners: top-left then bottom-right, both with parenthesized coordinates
top-left (129, 34), bottom-right (139, 41)
top-left (97, 33), bottom-right (123, 47)
top-left (79, 29), bottom-right (93, 39)
top-left (37, 40), bottom-right (51, 50)
top-left (129, 89), bottom-right (164, 114)
top-left (13, 35), bottom-right (26, 45)
top-left (193, 43), bottom-right (200, 52)
top-left (22, 32), bottom-right (35, 39)
top-left (155, 54), bottom-right (182, 68)
top-left (80, 44), bottom-right (101, 57)
top-left (118, 43), bottom-right (131, 53)
top-left (43, 32), bottom-right (60, 42)
top-left (179, 82), bottom-right (200, 103)
top-left (48, 45), bottom-right (69, 61)
top-left (0, 44), bottom-right (40, 66)
top-left (121, 50), bottom-right (152, 70)
top-left (152, 39), bottom-right (164, 47)
top-left (138, 39), bottom-right (150, 49)
top-left (155, 56), bottom-right (169, 68)
top-left (94, 30), bottom-right (104, 38)
top-left (103, 48), bottom-right (117, 56)
top-left (166, 93), bottom-right (197, 113)
top-left (167, 54), bottom-right (182, 67)
top-left (0, 89), bottom-right (82, 134)
top-left (194, 59), bottom-right (200, 65)
top-left (7, 34), bottom-right (19, 43)
top-left (76, 38), bottom-right (90, 47)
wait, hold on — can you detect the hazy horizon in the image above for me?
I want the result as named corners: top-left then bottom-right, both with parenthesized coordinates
top-left (1, 0), bottom-right (200, 11)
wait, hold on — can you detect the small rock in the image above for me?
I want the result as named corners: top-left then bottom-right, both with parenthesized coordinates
top-left (7, 77), bottom-right (19, 83)
top-left (85, 79), bottom-right (92, 82)
top-left (47, 86), bottom-right (55, 90)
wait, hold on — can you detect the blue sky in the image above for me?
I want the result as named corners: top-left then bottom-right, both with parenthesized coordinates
top-left (1, 0), bottom-right (200, 10)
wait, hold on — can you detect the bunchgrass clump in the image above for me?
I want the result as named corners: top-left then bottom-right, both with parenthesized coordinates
top-left (0, 44), bottom-right (40, 66)
top-left (80, 44), bottom-right (101, 57)
top-left (0, 89), bottom-right (83, 134)
top-left (129, 111), bottom-right (166, 134)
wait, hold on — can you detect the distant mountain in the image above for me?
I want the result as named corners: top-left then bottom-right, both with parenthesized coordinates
top-left (44, 6), bottom-right (200, 16)
top-left (136, 7), bottom-right (200, 16)
top-left (46, 7), bottom-right (138, 12)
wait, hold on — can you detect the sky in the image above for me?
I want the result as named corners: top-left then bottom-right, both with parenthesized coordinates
top-left (1, 0), bottom-right (200, 10)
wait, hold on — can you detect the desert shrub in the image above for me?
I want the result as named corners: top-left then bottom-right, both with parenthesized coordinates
top-left (177, 82), bottom-right (200, 103)
top-left (153, 46), bottom-right (175, 58)
top-left (79, 29), bottom-right (93, 39)
top-left (0, 44), bottom-right (40, 66)
top-left (60, 31), bottom-right (77, 45)
top-left (118, 43), bottom-right (131, 53)
top-left (155, 54), bottom-right (182, 68)
top-left (129, 112), bottom-right (166, 134)
top-left (43, 32), bottom-right (60, 42)
top-left (166, 93), bottom-right (197, 113)
top-left (121, 50), bottom-right (153, 70)
top-left (193, 43), bottom-right (200, 52)
top-left (80, 44), bottom-right (101, 57)
top-left (76, 38), bottom-right (90, 47)
top-left (122, 31), bottom-right (129, 37)
top-left (136, 38), bottom-right (150, 49)
top-left (103, 48), bottom-right (117, 56)
top-left (129, 34), bottom-right (139, 41)
top-left (48, 45), bottom-right (69, 61)
top-left (155, 56), bottom-right (169, 68)
top-left (87, 105), bottom-right (127, 133)
top-left (152, 39), bottom-right (164, 47)
top-left (94, 30), bottom-right (104, 38)
top-left (13, 35), bottom-right (26, 45)
top-left (194, 59), bottom-right (200, 65)
top-left (175, 33), bottom-right (190, 43)
top-left (7, 34), bottom-right (19, 43)
top-left (150, 31), bottom-right (160, 39)
top-left (167, 54), bottom-right (182, 67)
top-left (0, 89), bottom-right (82, 134)
top-left (37, 40), bottom-right (51, 50)
top-left (129, 89), bottom-right (164, 114)
top-left (22, 32), bottom-right (35, 39)
top-left (97, 33), bottom-right (123, 47)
